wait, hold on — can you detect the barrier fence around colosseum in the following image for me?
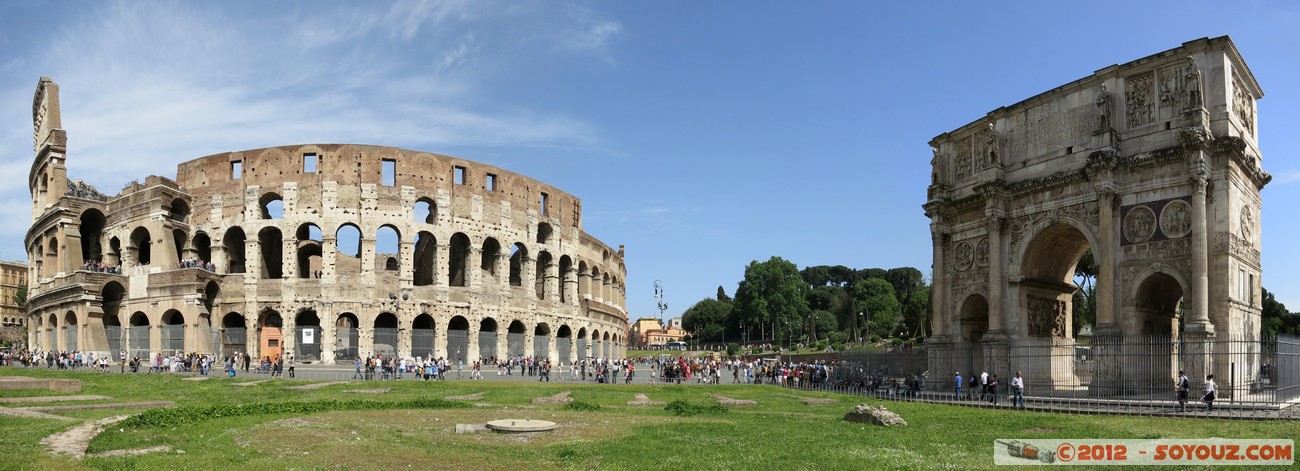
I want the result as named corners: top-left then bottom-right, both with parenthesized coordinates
top-left (805, 333), bottom-right (1300, 418)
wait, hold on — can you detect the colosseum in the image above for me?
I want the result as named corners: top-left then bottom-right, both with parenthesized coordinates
top-left (24, 77), bottom-right (629, 365)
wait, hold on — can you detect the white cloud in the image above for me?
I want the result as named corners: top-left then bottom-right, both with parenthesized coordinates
top-left (1270, 169), bottom-right (1300, 184)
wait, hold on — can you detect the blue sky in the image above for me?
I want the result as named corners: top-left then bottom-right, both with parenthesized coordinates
top-left (1, 1), bottom-right (1299, 318)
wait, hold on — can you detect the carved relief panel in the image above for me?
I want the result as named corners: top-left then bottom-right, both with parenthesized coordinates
top-left (1232, 72), bottom-right (1255, 137)
top-left (1120, 197), bottom-right (1190, 245)
top-left (1027, 295), bottom-right (1067, 338)
top-left (1125, 72), bottom-right (1155, 128)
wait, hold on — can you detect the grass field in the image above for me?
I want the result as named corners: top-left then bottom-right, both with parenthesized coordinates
top-left (1, 367), bottom-right (1295, 470)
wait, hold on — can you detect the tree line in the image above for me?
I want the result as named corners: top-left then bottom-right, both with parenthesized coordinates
top-left (681, 256), bottom-right (930, 349)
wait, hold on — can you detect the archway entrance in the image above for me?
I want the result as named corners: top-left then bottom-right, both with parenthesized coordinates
top-left (478, 318), bottom-right (498, 361)
top-left (222, 313), bottom-right (247, 359)
top-left (161, 310), bottom-right (185, 354)
top-left (1129, 272), bottom-right (1186, 394)
top-left (258, 310), bottom-right (283, 361)
top-left (373, 313), bottom-right (398, 359)
top-left (557, 325), bottom-right (572, 365)
top-left (507, 320), bottom-right (526, 357)
top-left (446, 316), bottom-right (468, 362)
top-left (576, 328), bottom-right (588, 360)
top-left (64, 311), bottom-right (78, 352)
top-left (295, 309), bottom-right (321, 361)
top-left (534, 323), bottom-right (551, 359)
top-left (957, 295), bottom-right (988, 377)
top-left (412, 314), bottom-right (436, 359)
top-left (128, 312), bottom-right (149, 359)
top-left (335, 313), bottom-right (359, 361)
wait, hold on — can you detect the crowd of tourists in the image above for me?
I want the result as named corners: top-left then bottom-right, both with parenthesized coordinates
top-left (79, 261), bottom-right (122, 274)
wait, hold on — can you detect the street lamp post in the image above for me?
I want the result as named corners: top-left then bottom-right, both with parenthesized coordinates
top-left (389, 291), bottom-right (409, 380)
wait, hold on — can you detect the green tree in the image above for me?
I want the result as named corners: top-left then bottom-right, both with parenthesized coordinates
top-left (810, 309), bottom-right (838, 340)
top-left (854, 278), bottom-right (901, 339)
top-left (716, 286), bottom-right (731, 303)
top-left (884, 267), bottom-right (924, 306)
top-left (1261, 287), bottom-right (1291, 337)
top-left (734, 256), bottom-right (809, 345)
top-left (1072, 249), bottom-right (1097, 335)
top-left (13, 284), bottom-right (26, 309)
top-left (681, 298), bottom-right (732, 343)
top-left (900, 285), bottom-right (931, 339)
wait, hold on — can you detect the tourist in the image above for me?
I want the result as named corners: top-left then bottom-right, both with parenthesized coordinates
top-left (954, 372), bottom-right (962, 400)
top-left (988, 374), bottom-right (999, 405)
top-left (979, 370), bottom-right (989, 401)
top-left (1175, 370), bottom-right (1190, 412)
top-left (1203, 374), bottom-right (1217, 411)
top-left (353, 357), bottom-right (363, 380)
top-left (472, 360), bottom-right (482, 380)
top-left (1011, 371), bottom-right (1025, 410)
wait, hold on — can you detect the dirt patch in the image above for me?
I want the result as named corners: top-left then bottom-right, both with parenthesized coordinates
top-left (627, 394), bottom-right (665, 406)
top-left (445, 392), bottom-right (484, 401)
top-left (232, 380), bottom-right (273, 387)
top-left (284, 381), bottom-right (348, 392)
top-left (710, 394), bottom-right (757, 406)
top-left (532, 391), bottom-right (573, 405)
top-left (182, 376), bottom-right (211, 381)
top-left (0, 407), bottom-right (77, 421)
top-left (41, 414), bottom-right (131, 459)
top-left (343, 388), bottom-right (391, 394)
top-left (89, 445), bottom-right (173, 458)
top-left (25, 401), bottom-right (173, 412)
top-left (0, 395), bottom-right (112, 404)
top-left (802, 398), bottom-right (838, 405)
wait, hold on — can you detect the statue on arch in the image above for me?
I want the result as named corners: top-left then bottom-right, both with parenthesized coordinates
top-left (1095, 83), bottom-right (1112, 132)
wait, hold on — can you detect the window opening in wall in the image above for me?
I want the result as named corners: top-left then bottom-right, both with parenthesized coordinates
top-left (231, 161), bottom-right (242, 180)
top-left (382, 159), bottom-right (396, 186)
top-left (454, 166), bottom-right (466, 185)
top-left (486, 173), bottom-right (496, 191)
top-left (1249, 273), bottom-right (1256, 304)
top-left (540, 192), bottom-right (549, 216)
top-left (303, 153), bottom-right (318, 173)
top-left (376, 226), bottom-right (400, 272)
top-left (414, 199), bottom-right (435, 224)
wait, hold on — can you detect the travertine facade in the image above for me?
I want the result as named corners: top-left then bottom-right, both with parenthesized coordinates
top-left (25, 78), bottom-right (628, 364)
top-left (924, 37), bottom-right (1269, 392)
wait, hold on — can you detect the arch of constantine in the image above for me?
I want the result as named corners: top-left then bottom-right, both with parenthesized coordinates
top-left (924, 37), bottom-right (1271, 397)
top-left (25, 78), bottom-right (629, 365)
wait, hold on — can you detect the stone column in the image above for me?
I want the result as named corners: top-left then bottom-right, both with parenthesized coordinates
top-left (1182, 171), bottom-right (1215, 383)
top-left (469, 247), bottom-right (483, 289)
top-left (544, 260), bottom-right (559, 300)
top-left (212, 242), bottom-right (228, 274)
top-left (465, 323), bottom-right (478, 364)
top-left (986, 217), bottom-right (1005, 334)
top-left (399, 240), bottom-right (414, 287)
top-left (359, 236), bottom-right (375, 283)
top-left (244, 240), bottom-right (260, 280)
top-left (320, 302), bottom-right (335, 364)
top-left (436, 243), bottom-right (451, 288)
top-left (929, 229), bottom-right (948, 337)
top-left (579, 270), bottom-right (592, 299)
top-left (563, 268), bottom-right (578, 305)
top-left (282, 238), bottom-right (297, 279)
top-left (524, 327), bottom-right (535, 359)
top-left (322, 236), bottom-right (337, 280)
top-left (1095, 189), bottom-right (1118, 330)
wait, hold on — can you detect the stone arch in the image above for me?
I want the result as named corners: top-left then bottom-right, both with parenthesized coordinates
top-left (577, 260), bottom-right (589, 296)
top-left (161, 309), bottom-right (185, 353)
top-left (376, 225), bottom-right (400, 273)
top-left (480, 237), bottom-right (501, 278)
top-left (335, 224), bottom-right (362, 275)
top-left (506, 320), bottom-right (527, 357)
top-left (192, 232), bottom-right (212, 265)
top-left (414, 197), bottom-right (436, 224)
top-left (335, 312), bottom-right (359, 361)
top-left (412, 314), bottom-right (436, 359)
top-left (534, 251), bottom-right (553, 299)
top-left (478, 317), bottom-right (499, 360)
top-left (79, 208), bottom-right (106, 263)
top-left (447, 315), bottom-right (470, 362)
top-left (169, 197), bottom-right (190, 222)
top-left (128, 311), bottom-right (149, 358)
top-left (223, 227), bottom-right (246, 273)
top-left (202, 280), bottom-right (220, 319)
top-left (558, 255), bottom-right (573, 303)
top-left (1017, 221), bottom-right (1097, 285)
top-left (221, 312), bottom-right (247, 358)
top-left (1129, 270), bottom-right (1186, 336)
top-left (448, 233), bottom-right (471, 287)
top-left (373, 312), bottom-right (399, 358)
top-left (536, 222), bottom-right (552, 244)
top-left (64, 310), bottom-right (78, 351)
top-left (108, 236), bottom-right (122, 267)
top-left (172, 228), bottom-right (188, 266)
top-left (258, 226), bottom-right (283, 279)
top-left (129, 226), bottom-right (151, 266)
top-left (413, 231), bottom-right (437, 286)
top-left (590, 329), bottom-right (601, 359)
top-left (259, 192), bottom-right (284, 219)
top-left (257, 308), bottom-right (283, 360)
top-left (556, 324), bottom-right (573, 365)
top-left (295, 223), bottom-right (323, 278)
top-left (534, 322), bottom-right (551, 359)
top-left (295, 309), bottom-right (321, 361)
top-left (508, 243), bottom-right (527, 287)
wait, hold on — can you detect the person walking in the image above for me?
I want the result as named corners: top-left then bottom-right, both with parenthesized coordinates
top-left (1203, 374), bottom-right (1217, 411)
top-left (1175, 370), bottom-right (1190, 412)
top-left (954, 372), bottom-right (963, 400)
top-left (1011, 371), bottom-right (1025, 410)
top-left (988, 374), bottom-right (1000, 405)
top-left (286, 353), bottom-right (295, 379)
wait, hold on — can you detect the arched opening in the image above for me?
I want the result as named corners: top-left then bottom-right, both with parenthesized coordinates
top-left (506, 320), bottom-right (527, 357)
top-left (108, 237), bottom-right (122, 267)
top-left (259, 193), bottom-right (284, 219)
top-left (295, 223), bottom-right (323, 278)
top-left (602, 332), bottom-right (612, 359)
top-left (1020, 222), bottom-right (1090, 339)
top-left (1133, 273), bottom-right (1184, 336)
top-left (128, 312), bottom-right (150, 359)
top-left (412, 314), bottom-right (436, 359)
top-left (413, 231), bottom-right (437, 286)
top-left (577, 261), bottom-right (589, 296)
top-left (44, 313), bottom-right (56, 351)
top-left (295, 309), bottom-right (321, 361)
top-left (590, 329), bottom-right (601, 360)
top-left (1130, 272), bottom-right (1186, 392)
top-left (481, 237), bottom-right (501, 279)
top-left (257, 309), bottom-right (283, 360)
top-left (79, 209), bottom-right (106, 264)
top-left (535, 251), bottom-right (552, 299)
top-left (534, 323), bottom-right (551, 359)
top-left (577, 327), bottom-right (588, 360)
top-left (335, 224), bottom-right (361, 276)
top-left (957, 294), bottom-right (988, 374)
top-left (223, 227), bottom-right (246, 273)
top-left (258, 227), bottom-right (284, 279)
top-left (161, 309), bottom-right (185, 353)
top-left (414, 197), bottom-right (436, 224)
top-left (335, 313), bottom-right (359, 361)
top-left (376, 225), bottom-right (400, 273)
top-left (130, 226), bottom-right (151, 266)
top-left (557, 325), bottom-right (573, 365)
top-left (448, 233), bottom-right (470, 287)
top-left (373, 312), bottom-right (399, 358)
top-left (192, 232), bottom-right (212, 267)
top-left (173, 229), bottom-right (188, 267)
top-left (202, 281), bottom-right (220, 320)
top-left (508, 243), bottom-right (527, 287)
top-left (558, 255), bottom-right (572, 303)
top-left (221, 313), bottom-right (247, 359)
top-left (536, 222), bottom-right (552, 244)
top-left (169, 198), bottom-right (190, 222)
top-left (64, 311), bottom-right (78, 352)
top-left (102, 281), bottom-right (125, 357)
top-left (479, 317), bottom-right (499, 360)
top-left (447, 316), bottom-right (469, 362)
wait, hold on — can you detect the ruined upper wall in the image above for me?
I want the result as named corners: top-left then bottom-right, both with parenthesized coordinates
top-left (930, 36), bottom-right (1262, 196)
top-left (175, 144), bottom-right (582, 229)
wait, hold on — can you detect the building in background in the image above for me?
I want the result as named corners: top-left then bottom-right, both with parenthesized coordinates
top-left (0, 260), bottom-right (28, 347)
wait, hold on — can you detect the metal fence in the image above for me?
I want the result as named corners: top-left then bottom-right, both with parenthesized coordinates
top-left (222, 327), bottom-right (246, 358)
top-left (412, 328), bottom-right (435, 359)
top-left (160, 325), bottom-right (184, 353)
top-left (814, 333), bottom-right (1300, 418)
top-left (335, 327), bottom-right (358, 360)
top-left (106, 326), bottom-right (122, 358)
top-left (373, 327), bottom-right (398, 358)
